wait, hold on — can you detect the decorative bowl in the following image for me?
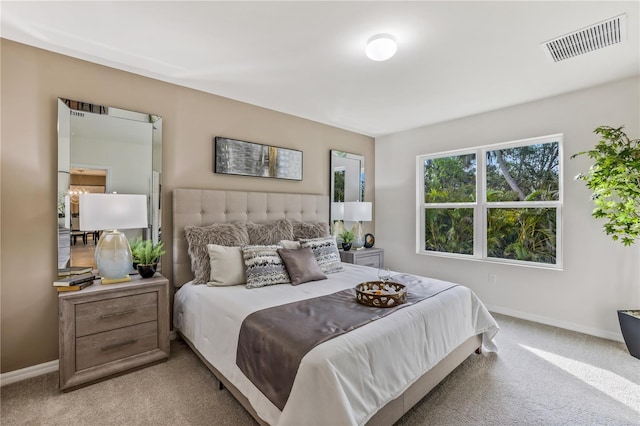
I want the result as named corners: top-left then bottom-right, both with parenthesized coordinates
top-left (355, 281), bottom-right (407, 308)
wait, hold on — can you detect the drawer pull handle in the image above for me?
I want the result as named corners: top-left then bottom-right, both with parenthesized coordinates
top-left (101, 339), bottom-right (137, 351)
top-left (100, 309), bottom-right (136, 319)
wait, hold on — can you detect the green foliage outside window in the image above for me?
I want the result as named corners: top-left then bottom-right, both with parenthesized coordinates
top-left (487, 208), bottom-right (556, 263)
top-left (333, 170), bottom-right (345, 202)
top-left (424, 154), bottom-right (476, 203)
top-left (422, 141), bottom-right (560, 264)
top-left (424, 208), bottom-right (474, 255)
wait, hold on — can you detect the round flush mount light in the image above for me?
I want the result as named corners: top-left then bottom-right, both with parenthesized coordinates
top-left (365, 34), bottom-right (397, 61)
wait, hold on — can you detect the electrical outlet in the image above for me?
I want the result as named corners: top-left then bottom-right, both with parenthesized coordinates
top-left (488, 273), bottom-right (497, 284)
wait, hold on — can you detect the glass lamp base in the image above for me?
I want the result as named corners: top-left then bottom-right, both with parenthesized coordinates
top-left (95, 230), bottom-right (132, 280)
top-left (351, 222), bottom-right (365, 249)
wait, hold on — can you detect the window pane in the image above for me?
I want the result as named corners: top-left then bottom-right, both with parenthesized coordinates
top-left (487, 208), bottom-right (557, 264)
top-left (424, 154), bottom-right (476, 202)
top-left (486, 142), bottom-right (559, 202)
top-left (424, 208), bottom-right (474, 254)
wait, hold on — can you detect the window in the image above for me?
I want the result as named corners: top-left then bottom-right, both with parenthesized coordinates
top-left (417, 134), bottom-right (562, 268)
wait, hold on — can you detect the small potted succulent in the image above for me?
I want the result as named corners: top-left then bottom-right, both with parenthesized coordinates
top-left (572, 125), bottom-right (640, 359)
top-left (339, 229), bottom-right (355, 251)
top-left (131, 238), bottom-right (166, 278)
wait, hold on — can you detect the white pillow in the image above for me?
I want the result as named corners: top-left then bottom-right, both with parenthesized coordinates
top-left (206, 244), bottom-right (246, 286)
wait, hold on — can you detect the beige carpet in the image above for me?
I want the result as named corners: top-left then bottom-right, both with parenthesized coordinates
top-left (2, 313), bottom-right (639, 425)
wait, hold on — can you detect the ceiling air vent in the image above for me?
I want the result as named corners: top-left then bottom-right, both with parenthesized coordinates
top-left (542, 14), bottom-right (627, 62)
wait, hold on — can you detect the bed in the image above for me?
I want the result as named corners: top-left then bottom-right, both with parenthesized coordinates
top-left (172, 188), bottom-right (499, 425)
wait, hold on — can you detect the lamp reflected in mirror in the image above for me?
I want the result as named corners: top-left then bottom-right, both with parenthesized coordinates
top-left (331, 202), bottom-right (346, 241)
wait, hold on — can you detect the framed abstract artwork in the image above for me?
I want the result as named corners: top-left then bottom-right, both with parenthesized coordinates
top-left (214, 137), bottom-right (303, 181)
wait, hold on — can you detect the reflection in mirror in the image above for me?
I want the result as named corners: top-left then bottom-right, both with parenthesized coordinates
top-left (330, 150), bottom-right (364, 241)
top-left (57, 98), bottom-right (162, 274)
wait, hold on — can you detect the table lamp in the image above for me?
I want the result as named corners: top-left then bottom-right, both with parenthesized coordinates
top-left (343, 201), bottom-right (372, 249)
top-left (79, 193), bottom-right (148, 280)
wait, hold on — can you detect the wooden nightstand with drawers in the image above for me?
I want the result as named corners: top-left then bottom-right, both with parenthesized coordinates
top-left (58, 273), bottom-right (170, 391)
top-left (339, 247), bottom-right (384, 269)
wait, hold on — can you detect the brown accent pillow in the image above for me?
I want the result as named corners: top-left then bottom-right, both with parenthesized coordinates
top-left (184, 223), bottom-right (249, 284)
top-left (247, 219), bottom-right (295, 245)
top-left (292, 221), bottom-right (330, 240)
top-left (277, 247), bottom-right (327, 286)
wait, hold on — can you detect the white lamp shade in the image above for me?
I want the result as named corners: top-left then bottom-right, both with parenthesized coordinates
top-left (365, 34), bottom-right (397, 61)
top-left (343, 201), bottom-right (372, 222)
top-left (331, 202), bottom-right (345, 220)
top-left (79, 193), bottom-right (148, 231)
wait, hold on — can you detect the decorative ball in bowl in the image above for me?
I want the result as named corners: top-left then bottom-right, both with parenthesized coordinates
top-left (355, 281), bottom-right (407, 308)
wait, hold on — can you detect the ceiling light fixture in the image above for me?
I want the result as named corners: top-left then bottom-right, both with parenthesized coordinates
top-left (365, 34), bottom-right (397, 61)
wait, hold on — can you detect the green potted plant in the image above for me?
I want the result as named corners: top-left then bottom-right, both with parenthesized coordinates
top-left (131, 239), bottom-right (166, 278)
top-left (572, 125), bottom-right (640, 359)
top-left (129, 237), bottom-right (143, 268)
top-left (339, 229), bottom-right (355, 251)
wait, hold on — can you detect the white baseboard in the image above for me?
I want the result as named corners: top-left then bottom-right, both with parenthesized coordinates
top-left (3, 332), bottom-right (179, 386)
top-left (486, 304), bottom-right (624, 343)
top-left (0, 360), bottom-right (59, 387)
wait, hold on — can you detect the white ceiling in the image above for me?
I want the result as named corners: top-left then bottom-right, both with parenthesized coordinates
top-left (2, 1), bottom-right (638, 138)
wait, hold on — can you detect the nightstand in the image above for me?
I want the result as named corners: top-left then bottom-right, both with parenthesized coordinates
top-left (58, 273), bottom-right (170, 391)
top-left (340, 247), bottom-right (384, 269)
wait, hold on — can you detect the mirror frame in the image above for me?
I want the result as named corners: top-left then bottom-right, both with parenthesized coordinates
top-left (57, 97), bottom-right (162, 272)
top-left (330, 149), bottom-right (365, 225)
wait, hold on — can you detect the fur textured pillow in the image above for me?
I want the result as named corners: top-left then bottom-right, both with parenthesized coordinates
top-left (184, 223), bottom-right (249, 284)
top-left (246, 219), bottom-right (294, 245)
top-left (277, 247), bottom-right (327, 285)
top-left (242, 244), bottom-right (291, 288)
top-left (292, 221), bottom-right (330, 240)
top-left (299, 236), bottom-right (343, 274)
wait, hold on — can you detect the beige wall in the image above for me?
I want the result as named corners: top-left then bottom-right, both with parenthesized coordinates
top-left (376, 76), bottom-right (640, 341)
top-left (0, 39), bottom-right (374, 373)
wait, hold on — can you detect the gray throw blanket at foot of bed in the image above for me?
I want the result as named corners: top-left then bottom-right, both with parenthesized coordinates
top-left (236, 279), bottom-right (458, 410)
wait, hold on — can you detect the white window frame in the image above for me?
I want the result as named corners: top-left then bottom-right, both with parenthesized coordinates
top-left (416, 134), bottom-right (563, 269)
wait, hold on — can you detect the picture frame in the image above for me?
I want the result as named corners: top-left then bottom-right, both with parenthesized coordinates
top-left (214, 137), bottom-right (303, 181)
top-left (364, 233), bottom-right (375, 248)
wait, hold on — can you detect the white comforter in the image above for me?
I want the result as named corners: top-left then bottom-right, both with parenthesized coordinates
top-left (173, 263), bottom-right (498, 425)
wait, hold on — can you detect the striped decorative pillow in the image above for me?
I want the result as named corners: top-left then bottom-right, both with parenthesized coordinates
top-left (299, 237), bottom-right (343, 274)
top-left (242, 245), bottom-right (291, 289)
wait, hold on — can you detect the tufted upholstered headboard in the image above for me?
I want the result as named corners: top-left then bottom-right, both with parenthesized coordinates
top-left (172, 188), bottom-right (329, 287)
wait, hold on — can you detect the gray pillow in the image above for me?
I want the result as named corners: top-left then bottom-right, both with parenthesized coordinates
top-left (246, 219), bottom-right (294, 245)
top-left (242, 244), bottom-right (291, 288)
top-left (184, 223), bottom-right (249, 284)
top-left (292, 221), bottom-right (330, 240)
top-left (278, 247), bottom-right (327, 285)
top-left (299, 236), bottom-right (343, 274)
top-left (279, 239), bottom-right (301, 249)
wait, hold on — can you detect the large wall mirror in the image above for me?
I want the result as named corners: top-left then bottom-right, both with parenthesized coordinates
top-left (57, 98), bottom-right (162, 273)
top-left (330, 150), bottom-right (364, 235)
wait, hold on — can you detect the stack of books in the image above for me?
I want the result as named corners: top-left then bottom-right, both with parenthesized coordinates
top-left (53, 272), bottom-right (96, 292)
top-left (57, 266), bottom-right (93, 277)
